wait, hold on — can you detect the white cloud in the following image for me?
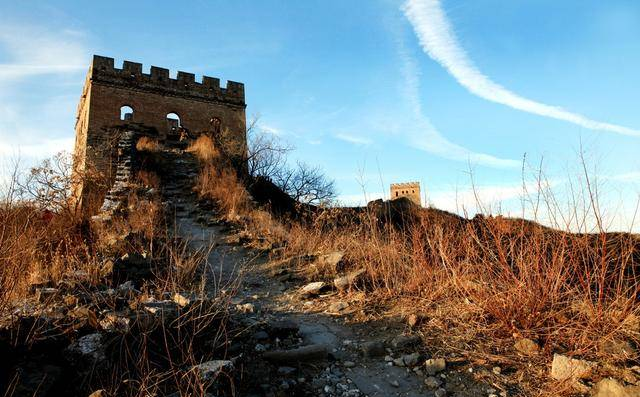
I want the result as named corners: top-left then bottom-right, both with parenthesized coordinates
top-left (257, 123), bottom-right (282, 136)
top-left (0, 25), bottom-right (88, 83)
top-left (396, 32), bottom-right (520, 168)
top-left (402, 0), bottom-right (640, 137)
top-left (608, 171), bottom-right (640, 183)
top-left (335, 133), bottom-right (373, 146)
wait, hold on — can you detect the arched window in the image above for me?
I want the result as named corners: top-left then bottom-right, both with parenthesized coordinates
top-left (120, 105), bottom-right (134, 121)
top-left (166, 113), bottom-right (181, 130)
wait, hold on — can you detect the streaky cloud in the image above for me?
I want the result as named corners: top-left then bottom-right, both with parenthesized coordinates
top-left (402, 0), bottom-right (640, 137)
top-left (397, 32), bottom-right (520, 168)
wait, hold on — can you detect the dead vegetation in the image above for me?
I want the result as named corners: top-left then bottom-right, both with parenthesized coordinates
top-left (0, 150), bottom-right (237, 397)
top-left (186, 127), bottom-right (640, 395)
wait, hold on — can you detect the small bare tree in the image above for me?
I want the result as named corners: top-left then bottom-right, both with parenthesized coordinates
top-left (276, 161), bottom-right (336, 205)
top-left (247, 118), bottom-right (293, 179)
top-left (246, 116), bottom-right (336, 205)
top-left (18, 152), bottom-right (78, 216)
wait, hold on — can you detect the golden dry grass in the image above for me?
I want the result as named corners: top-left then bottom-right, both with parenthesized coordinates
top-left (284, 207), bottom-right (640, 363)
top-left (187, 135), bottom-right (220, 163)
top-left (135, 136), bottom-right (161, 152)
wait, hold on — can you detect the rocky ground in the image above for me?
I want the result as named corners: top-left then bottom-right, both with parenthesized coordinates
top-left (171, 189), bottom-right (503, 396)
top-left (3, 142), bottom-right (637, 396)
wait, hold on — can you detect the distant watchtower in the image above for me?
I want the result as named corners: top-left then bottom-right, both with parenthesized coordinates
top-left (73, 55), bottom-right (247, 214)
top-left (390, 182), bottom-right (421, 206)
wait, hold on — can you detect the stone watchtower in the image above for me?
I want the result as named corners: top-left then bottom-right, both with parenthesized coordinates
top-left (390, 182), bottom-right (421, 206)
top-left (73, 55), bottom-right (247, 214)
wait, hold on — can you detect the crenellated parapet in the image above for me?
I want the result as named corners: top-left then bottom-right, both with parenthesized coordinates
top-left (390, 182), bottom-right (421, 206)
top-left (390, 182), bottom-right (420, 189)
top-left (91, 55), bottom-right (245, 106)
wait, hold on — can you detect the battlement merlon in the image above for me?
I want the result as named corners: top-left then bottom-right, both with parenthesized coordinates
top-left (89, 55), bottom-right (245, 107)
top-left (390, 182), bottom-right (420, 189)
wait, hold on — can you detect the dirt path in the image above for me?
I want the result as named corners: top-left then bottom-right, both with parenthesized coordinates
top-left (171, 211), bottom-right (492, 397)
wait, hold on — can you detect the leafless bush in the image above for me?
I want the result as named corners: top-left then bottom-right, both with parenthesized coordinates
top-left (275, 160), bottom-right (336, 205)
top-left (247, 118), bottom-right (335, 205)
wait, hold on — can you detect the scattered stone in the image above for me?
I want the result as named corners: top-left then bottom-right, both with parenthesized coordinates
top-left (173, 292), bottom-right (197, 307)
top-left (328, 301), bottom-right (349, 312)
top-left (99, 312), bottom-right (130, 332)
top-left (66, 333), bottom-right (106, 363)
top-left (316, 251), bottom-right (345, 272)
top-left (299, 281), bottom-right (327, 296)
top-left (343, 361), bottom-right (356, 368)
top-left (142, 300), bottom-right (178, 317)
top-left (390, 334), bottom-right (421, 349)
top-left (333, 268), bottom-right (365, 291)
top-left (402, 352), bottom-right (421, 367)
top-left (361, 341), bottom-right (386, 357)
top-left (236, 303), bottom-right (255, 313)
top-left (592, 378), bottom-right (640, 397)
top-left (424, 358), bottom-right (446, 375)
top-left (193, 360), bottom-right (234, 382)
top-left (424, 376), bottom-right (442, 388)
top-left (435, 387), bottom-right (447, 397)
top-left (550, 353), bottom-right (594, 382)
top-left (599, 339), bottom-right (637, 360)
top-left (514, 338), bottom-right (540, 355)
top-left (263, 344), bottom-right (328, 364)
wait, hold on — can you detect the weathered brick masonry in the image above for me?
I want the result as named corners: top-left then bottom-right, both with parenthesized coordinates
top-left (73, 55), bottom-right (247, 214)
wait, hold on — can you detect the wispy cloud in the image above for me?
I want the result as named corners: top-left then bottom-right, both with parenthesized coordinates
top-left (402, 0), bottom-right (640, 137)
top-left (0, 25), bottom-right (88, 83)
top-left (396, 31), bottom-right (520, 168)
top-left (257, 123), bottom-right (282, 136)
top-left (335, 133), bottom-right (373, 146)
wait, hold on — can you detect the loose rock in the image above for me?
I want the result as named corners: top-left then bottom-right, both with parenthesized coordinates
top-left (424, 358), bottom-right (446, 375)
top-left (361, 341), bottom-right (386, 357)
top-left (424, 376), bottom-right (442, 388)
top-left (333, 268), bottom-right (365, 291)
top-left (193, 360), bottom-right (234, 382)
top-left (592, 377), bottom-right (640, 397)
top-left (550, 353), bottom-right (594, 382)
top-left (263, 344), bottom-right (328, 364)
top-left (299, 281), bottom-right (326, 296)
top-left (391, 334), bottom-right (421, 349)
top-left (514, 338), bottom-right (540, 355)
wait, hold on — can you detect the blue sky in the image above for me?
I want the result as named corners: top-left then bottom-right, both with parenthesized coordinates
top-left (1, 0), bottom-right (640, 231)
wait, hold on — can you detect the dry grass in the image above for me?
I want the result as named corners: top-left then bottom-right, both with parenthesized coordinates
top-left (0, 151), bottom-right (235, 396)
top-left (187, 135), bottom-right (220, 163)
top-left (196, 164), bottom-right (251, 220)
top-left (279, 201), bottom-right (640, 394)
top-left (286, 208), bottom-right (640, 349)
top-left (136, 136), bottom-right (161, 152)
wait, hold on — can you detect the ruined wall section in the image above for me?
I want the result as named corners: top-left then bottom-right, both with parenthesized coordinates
top-left (73, 55), bottom-right (247, 215)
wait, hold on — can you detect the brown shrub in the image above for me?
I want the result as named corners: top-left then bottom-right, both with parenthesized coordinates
top-left (195, 164), bottom-right (251, 220)
top-left (187, 135), bottom-right (220, 163)
top-left (136, 136), bottom-right (161, 152)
